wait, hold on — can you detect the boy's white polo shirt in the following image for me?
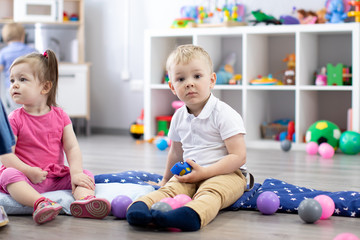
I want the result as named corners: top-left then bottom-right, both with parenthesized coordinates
top-left (168, 94), bottom-right (246, 168)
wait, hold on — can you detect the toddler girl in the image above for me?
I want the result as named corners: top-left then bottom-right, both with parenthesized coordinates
top-left (0, 50), bottom-right (110, 224)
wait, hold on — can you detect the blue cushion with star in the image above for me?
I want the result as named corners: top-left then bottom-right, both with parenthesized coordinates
top-left (229, 178), bottom-right (360, 217)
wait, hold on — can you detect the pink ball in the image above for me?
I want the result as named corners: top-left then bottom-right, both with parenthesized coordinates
top-left (306, 142), bottom-right (318, 155)
top-left (318, 142), bottom-right (335, 159)
top-left (333, 233), bottom-right (360, 240)
top-left (314, 195), bottom-right (335, 220)
top-left (160, 197), bottom-right (182, 209)
top-left (173, 194), bottom-right (192, 207)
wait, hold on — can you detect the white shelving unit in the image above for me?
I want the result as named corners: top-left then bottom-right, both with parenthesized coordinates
top-left (144, 23), bottom-right (360, 149)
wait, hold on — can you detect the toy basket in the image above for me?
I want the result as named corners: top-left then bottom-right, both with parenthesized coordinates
top-left (260, 123), bottom-right (288, 139)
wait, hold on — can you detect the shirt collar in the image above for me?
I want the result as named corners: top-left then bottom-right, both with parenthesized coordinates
top-left (184, 93), bottom-right (217, 120)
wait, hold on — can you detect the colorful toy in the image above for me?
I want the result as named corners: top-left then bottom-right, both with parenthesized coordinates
top-left (305, 120), bottom-right (341, 150)
top-left (173, 194), bottom-right (192, 206)
top-left (315, 67), bottom-right (328, 86)
top-left (306, 141), bottom-right (319, 155)
top-left (256, 191), bottom-right (280, 215)
top-left (348, 1), bottom-right (360, 22)
top-left (250, 74), bottom-right (279, 85)
top-left (333, 233), bottom-right (360, 240)
top-left (216, 52), bottom-right (236, 85)
top-left (171, 161), bottom-right (192, 176)
top-left (0, 206), bottom-right (9, 227)
top-left (151, 201), bottom-right (172, 212)
top-left (327, 63), bottom-right (344, 85)
top-left (339, 131), bottom-right (360, 154)
top-left (297, 9), bottom-right (318, 24)
top-left (250, 10), bottom-right (282, 25)
top-left (160, 197), bottom-right (182, 210)
top-left (130, 109), bottom-right (144, 139)
top-left (314, 195), bottom-right (335, 219)
top-left (281, 139), bottom-right (292, 152)
top-left (318, 142), bottom-right (335, 158)
top-left (111, 195), bottom-right (133, 219)
top-left (298, 198), bottom-right (322, 223)
top-left (325, 0), bottom-right (349, 23)
top-left (171, 18), bottom-right (196, 28)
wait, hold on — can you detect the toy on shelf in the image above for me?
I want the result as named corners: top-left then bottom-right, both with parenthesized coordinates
top-left (250, 74), bottom-right (280, 85)
top-left (348, 0), bottom-right (360, 22)
top-left (280, 7), bottom-right (300, 25)
top-left (216, 52), bottom-right (236, 85)
top-left (175, 3), bottom-right (247, 28)
top-left (130, 109), bottom-right (144, 139)
top-left (297, 9), bottom-right (318, 24)
top-left (171, 161), bottom-right (192, 176)
top-left (315, 67), bottom-right (327, 86)
top-left (325, 0), bottom-right (349, 23)
top-left (282, 53), bottom-right (296, 85)
top-left (250, 10), bottom-right (282, 25)
top-left (261, 119), bottom-right (290, 140)
top-left (327, 63), bottom-right (352, 86)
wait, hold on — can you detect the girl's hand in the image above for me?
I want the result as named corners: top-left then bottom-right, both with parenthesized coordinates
top-left (175, 159), bottom-right (207, 183)
top-left (27, 167), bottom-right (48, 184)
top-left (71, 172), bottom-right (95, 193)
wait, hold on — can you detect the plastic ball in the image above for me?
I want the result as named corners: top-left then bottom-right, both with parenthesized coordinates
top-left (314, 195), bottom-right (335, 220)
top-left (318, 142), bottom-right (335, 159)
top-left (281, 139), bottom-right (292, 152)
top-left (298, 198), bottom-right (322, 223)
top-left (151, 201), bottom-right (173, 212)
top-left (111, 195), bottom-right (133, 219)
top-left (156, 138), bottom-right (168, 151)
top-left (160, 197), bottom-right (182, 210)
top-left (173, 194), bottom-right (192, 207)
top-left (306, 142), bottom-right (318, 155)
top-left (339, 131), bottom-right (360, 155)
top-left (256, 191), bottom-right (280, 215)
top-left (333, 233), bottom-right (360, 240)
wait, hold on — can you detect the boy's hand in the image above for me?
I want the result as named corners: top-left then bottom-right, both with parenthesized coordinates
top-left (27, 167), bottom-right (48, 184)
top-left (71, 172), bottom-right (95, 193)
top-left (175, 159), bottom-right (207, 183)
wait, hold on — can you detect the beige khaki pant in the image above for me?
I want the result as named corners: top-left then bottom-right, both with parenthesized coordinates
top-left (136, 169), bottom-right (247, 228)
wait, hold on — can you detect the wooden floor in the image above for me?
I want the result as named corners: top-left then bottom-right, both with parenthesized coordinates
top-left (1, 134), bottom-right (360, 239)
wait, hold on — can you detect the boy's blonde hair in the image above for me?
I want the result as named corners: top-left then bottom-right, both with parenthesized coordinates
top-left (10, 50), bottom-right (59, 107)
top-left (166, 44), bottom-right (213, 74)
top-left (1, 23), bottom-right (25, 43)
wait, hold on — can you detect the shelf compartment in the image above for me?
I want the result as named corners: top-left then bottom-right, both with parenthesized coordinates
top-left (195, 34), bottom-right (243, 79)
top-left (298, 31), bottom-right (352, 86)
top-left (245, 89), bottom-right (295, 142)
top-left (245, 33), bottom-right (295, 86)
top-left (146, 35), bottom-right (193, 85)
top-left (298, 90), bottom-right (351, 143)
top-left (212, 89), bottom-right (243, 116)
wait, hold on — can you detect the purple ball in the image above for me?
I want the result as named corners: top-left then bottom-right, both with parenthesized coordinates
top-left (111, 195), bottom-right (133, 219)
top-left (256, 191), bottom-right (280, 215)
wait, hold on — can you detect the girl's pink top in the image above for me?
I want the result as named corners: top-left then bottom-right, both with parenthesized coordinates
top-left (0, 106), bottom-right (72, 177)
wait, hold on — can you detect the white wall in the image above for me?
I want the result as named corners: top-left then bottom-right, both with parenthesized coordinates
top-left (84, 0), bottom-right (326, 131)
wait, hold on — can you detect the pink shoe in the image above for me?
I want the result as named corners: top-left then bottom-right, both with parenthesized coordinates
top-left (33, 198), bottom-right (62, 224)
top-left (70, 196), bottom-right (110, 219)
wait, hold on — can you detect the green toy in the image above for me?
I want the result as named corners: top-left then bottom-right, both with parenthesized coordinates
top-left (305, 120), bottom-right (341, 149)
top-left (339, 131), bottom-right (360, 155)
top-left (327, 63), bottom-right (343, 86)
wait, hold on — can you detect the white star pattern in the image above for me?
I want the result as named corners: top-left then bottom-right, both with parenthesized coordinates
top-left (351, 212), bottom-right (356, 217)
top-left (335, 209), bottom-right (340, 214)
top-left (104, 179), bottom-right (109, 183)
top-left (339, 197), bottom-right (345, 201)
top-left (291, 198), bottom-right (297, 201)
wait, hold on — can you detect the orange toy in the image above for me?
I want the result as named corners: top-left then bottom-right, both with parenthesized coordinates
top-left (348, 1), bottom-right (360, 22)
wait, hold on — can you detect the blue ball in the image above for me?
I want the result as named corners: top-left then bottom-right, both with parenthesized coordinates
top-left (156, 138), bottom-right (168, 151)
top-left (111, 195), bottom-right (133, 219)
